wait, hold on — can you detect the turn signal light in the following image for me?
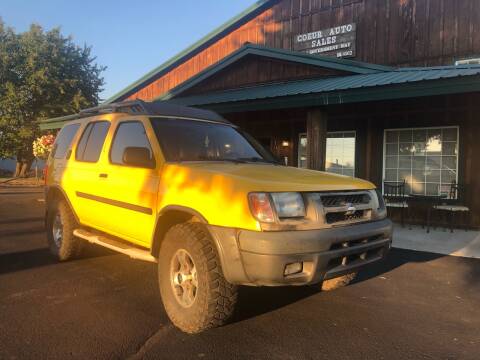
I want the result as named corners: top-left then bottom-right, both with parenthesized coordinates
top-left (248, 193), bottom-right (275, 223)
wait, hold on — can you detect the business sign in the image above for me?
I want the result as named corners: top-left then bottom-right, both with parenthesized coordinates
top-left (294, 23), bottom-right (356, 58)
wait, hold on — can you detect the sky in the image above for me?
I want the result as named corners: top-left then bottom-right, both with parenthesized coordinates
top-left (2, 0), bottom-right (259, 100)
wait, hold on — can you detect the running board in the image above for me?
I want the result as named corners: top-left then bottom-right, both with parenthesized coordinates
top-left (73, 228), bottom-right (157, 263)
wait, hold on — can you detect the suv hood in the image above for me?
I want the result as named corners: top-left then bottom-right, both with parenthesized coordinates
top-left (161, 162), bottom-right (374, 192)
top-left (158, 162), bottom-right (376, 231)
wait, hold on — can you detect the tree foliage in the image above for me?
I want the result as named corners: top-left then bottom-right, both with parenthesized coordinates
top-left (0, 19), bottom-right (105, 175)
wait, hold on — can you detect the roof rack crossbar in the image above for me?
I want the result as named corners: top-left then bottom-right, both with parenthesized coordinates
top-left (79, 100), bottom-right (149, 116)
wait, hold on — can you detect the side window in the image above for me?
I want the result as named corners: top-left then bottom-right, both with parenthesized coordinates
top-left (52, 123), bottom-right (80, 159)
top-left (110, 121), bottom-right (154, 166)
top-left (75, 121), bottom-right (110, 162)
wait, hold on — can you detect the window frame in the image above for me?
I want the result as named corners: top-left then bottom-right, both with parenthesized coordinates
top-left (75, 120), bottom-right (111, 163)
top-left (108, 120), bottom-right (156, 169)
top-left (382, 126), bottom-right (460, 195)
top-left (297, 131), bottom-right (356, 176)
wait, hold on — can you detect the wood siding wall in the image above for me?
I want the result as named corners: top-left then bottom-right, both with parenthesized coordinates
top-left (183, 56), bottom-right (348, 95)
top-left (126, 0), bottom-right (480, 101)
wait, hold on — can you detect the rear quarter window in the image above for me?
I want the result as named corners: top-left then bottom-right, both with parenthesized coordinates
top-left (75, 121), bottom-right (110, 162)
top-left (52, 123), bottom-right (81, 159)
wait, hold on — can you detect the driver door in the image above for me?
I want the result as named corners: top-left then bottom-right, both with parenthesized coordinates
top-left (99, 120), bottom-right (160, 247)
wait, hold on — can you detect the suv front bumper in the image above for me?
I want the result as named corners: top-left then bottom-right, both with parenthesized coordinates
top-left (208, 219), bottom-right (392, 286)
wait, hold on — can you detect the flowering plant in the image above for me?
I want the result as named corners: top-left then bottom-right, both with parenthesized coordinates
top-left (33, 134), bottom-right (55, 159)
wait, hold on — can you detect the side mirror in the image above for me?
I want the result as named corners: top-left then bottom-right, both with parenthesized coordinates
top-left (122, 147), bottom-right (155, 168)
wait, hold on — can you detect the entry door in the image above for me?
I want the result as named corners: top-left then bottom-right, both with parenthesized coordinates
top-left (100, 120), bottom-right (159, 246)
top-left (298, 132), bottom-right (356, 176)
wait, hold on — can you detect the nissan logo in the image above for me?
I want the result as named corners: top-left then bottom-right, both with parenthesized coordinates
top-left (344, 203), bottom-right (357, 215)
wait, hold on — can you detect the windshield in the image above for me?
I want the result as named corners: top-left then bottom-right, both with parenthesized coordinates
top-left (151, 118), bottom-right (278, 164)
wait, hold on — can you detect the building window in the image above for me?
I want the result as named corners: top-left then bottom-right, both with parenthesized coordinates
top-left (298, 132), bottom-right (356, 177)
top-left (383, 127), bottom-right (459, 195)
top-left (455, 58), bottom-right (480, 65)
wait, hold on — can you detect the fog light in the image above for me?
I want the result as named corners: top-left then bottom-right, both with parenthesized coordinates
top-left (284, 262), bottom-right (303, 276)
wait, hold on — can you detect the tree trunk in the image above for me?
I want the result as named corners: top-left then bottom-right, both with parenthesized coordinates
top-left (14, 152), bottom-right (34, 178)
top-left (14, 160), bottom-right (32, 177)
top-left (14, 162), bottom-right (22, 177)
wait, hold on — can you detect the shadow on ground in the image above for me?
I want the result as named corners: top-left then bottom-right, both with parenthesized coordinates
top-left (231, 248), bottom-right (450, 324)
top-left (0, 243), bottom-right (114, 275)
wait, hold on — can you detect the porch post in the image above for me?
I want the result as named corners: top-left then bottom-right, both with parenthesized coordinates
top-left (306, 108), bottom-right (327, 171)
top-left (365, 118), bottom-right (374, 182)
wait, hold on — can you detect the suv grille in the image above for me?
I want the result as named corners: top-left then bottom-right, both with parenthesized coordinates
top-left (320, 193), bottom-right (370, 208)
top-left (316, 191), bottom-right (373, 226)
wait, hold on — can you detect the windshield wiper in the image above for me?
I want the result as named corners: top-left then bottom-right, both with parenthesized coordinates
top-left (197, 156), bottom-right (248, 164)
top-left (238, 157), bottom-right (281, 165)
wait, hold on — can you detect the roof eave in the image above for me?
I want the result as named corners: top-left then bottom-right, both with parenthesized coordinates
top-left (176, 75), bottom-right (480, 113)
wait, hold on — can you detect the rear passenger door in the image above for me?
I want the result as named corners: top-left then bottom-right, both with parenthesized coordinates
top-left (65, 121), bottom-right (112, 230)
top-left (100, 120), bottom-right (159, 246)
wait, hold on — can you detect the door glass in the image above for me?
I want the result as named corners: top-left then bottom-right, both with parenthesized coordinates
top-left (298, 134), bottom-right (308, 168)
top-left (298, 132), bottom-right (356, 176)
top-left (76, 121), bottom-right (110, 162)
top-left (110, 122), bottom-right (153, 166)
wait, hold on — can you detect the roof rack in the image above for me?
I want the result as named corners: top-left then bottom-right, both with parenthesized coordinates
top-left (45, 99), bottom-right (231, 125)
top-left (79, 100), bottom-right (149, 117)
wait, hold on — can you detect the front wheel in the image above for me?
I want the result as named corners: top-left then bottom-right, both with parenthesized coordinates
top-left (158, 223), bottom-right (238, 334)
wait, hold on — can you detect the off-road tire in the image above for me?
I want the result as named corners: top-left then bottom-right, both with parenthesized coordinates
top-left (158, 222), bottom-right (238, 334)
top-left (46, 198), bottom-right (83, 261)
top-left (321, 272), bottom-right (358, 291)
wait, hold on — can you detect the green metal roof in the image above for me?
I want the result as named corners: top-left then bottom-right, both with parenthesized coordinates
top-left (105, 0), bottom-right (278, 103)
top-left (169, 65), bottom-right (480, 112)
top-left (159, 44), bottom-right (393, 101)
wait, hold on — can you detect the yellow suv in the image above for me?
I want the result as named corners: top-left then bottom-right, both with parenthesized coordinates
top-left (45, 100), bottom-right (392, 333)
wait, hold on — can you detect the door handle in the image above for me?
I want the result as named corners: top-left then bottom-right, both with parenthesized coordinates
top-left (99, 173), bottom-right (108, 178)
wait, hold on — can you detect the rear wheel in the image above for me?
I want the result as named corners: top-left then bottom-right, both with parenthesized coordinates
top-left (321, 272), bottom-right (358, 291)
top-left (158, 222), bottom-right (238, 333)
top-left (46, 199), bottom-right (83, 261)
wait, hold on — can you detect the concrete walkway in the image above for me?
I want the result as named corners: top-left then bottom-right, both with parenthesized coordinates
top-left (392, 223), bottom-right (480, 259)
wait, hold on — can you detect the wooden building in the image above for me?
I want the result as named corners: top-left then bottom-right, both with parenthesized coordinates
top-left (42, 0), bottom-right (480, 228)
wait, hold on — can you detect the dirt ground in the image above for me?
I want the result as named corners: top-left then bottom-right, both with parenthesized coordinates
top-left (0, 177), bottom-right (44, 187)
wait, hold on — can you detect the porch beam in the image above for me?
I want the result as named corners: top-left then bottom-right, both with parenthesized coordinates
top-left (306, 109), bottom-right (327, 171)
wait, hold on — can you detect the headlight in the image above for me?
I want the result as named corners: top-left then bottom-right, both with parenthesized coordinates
top-left (271, 192), bottom-right (306, 218)
top-left (249, 192), bottom-right (305, 223)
